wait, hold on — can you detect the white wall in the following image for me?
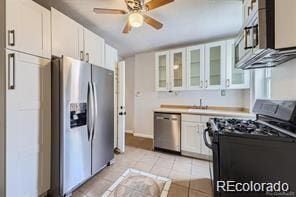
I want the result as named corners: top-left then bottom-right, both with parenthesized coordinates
top-left (126, 52), bottom-right (249, 138)
top-left (125, 56), bottom-right (135, 131)
top-left (271, 59), bottom-right (296, 99)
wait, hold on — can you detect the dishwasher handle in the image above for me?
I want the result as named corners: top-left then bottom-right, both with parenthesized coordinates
top-left (156, 116), bottom-right (178, 121)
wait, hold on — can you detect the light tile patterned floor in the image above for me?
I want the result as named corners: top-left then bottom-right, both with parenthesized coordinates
top-left (73, 146), bottom-right (213, 197)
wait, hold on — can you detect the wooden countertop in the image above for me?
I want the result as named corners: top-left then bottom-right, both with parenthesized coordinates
top-left (154, 105), bottom-right (255, 118)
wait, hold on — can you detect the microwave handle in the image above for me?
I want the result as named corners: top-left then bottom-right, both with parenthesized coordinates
top-left (244, 27), bottom-right (253, 50)
top-left (252, 24), bottom-right (259, 48)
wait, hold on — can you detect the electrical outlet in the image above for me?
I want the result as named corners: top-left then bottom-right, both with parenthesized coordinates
top-left (221, 90), bottom-right (226, 96)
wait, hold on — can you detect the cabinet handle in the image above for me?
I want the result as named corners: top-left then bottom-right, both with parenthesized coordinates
top-left (8, 53), bottom-right (15, 90)
top-left (247, 6), bottom-right (252, 16)
top-left (200, 80), bottom-right (203, 88)
top-left (8, 30), bottom-right (15, 46)
top-left (226, 79), bottom-right (230, 88)
top-left (80, 51), bottom-right (84, 61)
top-left (205, 80), bottom-right (208, 88)
top-left (85, 53), bottom-right (89, 63)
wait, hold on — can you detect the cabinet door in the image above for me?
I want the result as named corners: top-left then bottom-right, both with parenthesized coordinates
top-left (51, 8), bottom-right (80, 60)
top-left (170, 48), bottom-right (186, 91)
top-left (6, 0), bottom-right (49, 58)
top-left (84, 28), bottom-right (105, 66)
top-left (78, 24), bottom-right (85, 61)
top-left (205, 41), bottom-right (226, 89)
top-left (226, 39), bottom-right (250, 89)
top-left (200, 123), bottom-right (212, 156)
top-left (42, 8), bottom-right (51, 58)
top-left (6, 51), bottom-right (51, 197)
top-left (105, 44), bottom-right (118, 71)
top-left (155, 51), bottom-right (170, 91)
top-left (187, 45), bottom-right (205, 90)
top-left (181, 122), bottom-right (201, 154)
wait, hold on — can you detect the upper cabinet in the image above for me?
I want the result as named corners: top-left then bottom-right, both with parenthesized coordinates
top-left (155, 39), bottom-right (250, 92)
top-left (51, 8), bottom-right (84, 60)
top-left (205, 41), bottom-right (226, 89)
top-left (6, 0), bottom-right (51, 58)
top-left (84, 28), bottom-right (105, 66)
top-left (170, 48), bottom-right (186, 91)
top-left (155, 48), bottom-right (185, 92)
top-left (105, 44), bottom-right (118, 71)
top-left (51, 8), bottom-right (105, 66)
top-left (186, 45), bottom-right (205, 90)
top-left (225, 39), bottom-right (250, 89)
top-left (155, 51), bottom-right (170, 91)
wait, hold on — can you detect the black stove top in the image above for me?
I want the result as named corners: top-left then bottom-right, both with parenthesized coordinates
top-left (212, 118), bottom-right (289, 137)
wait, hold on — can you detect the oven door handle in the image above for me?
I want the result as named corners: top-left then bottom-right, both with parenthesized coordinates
top-left (203, 128), bottom-right (213, 149)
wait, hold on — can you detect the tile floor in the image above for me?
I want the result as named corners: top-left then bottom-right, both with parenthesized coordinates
top-left (73, 135), bottom-right (213, 197)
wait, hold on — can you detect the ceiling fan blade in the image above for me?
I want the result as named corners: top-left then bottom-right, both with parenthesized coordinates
top-left (145, 0), bottom-right (174, 11)
top-left (93, 8), bottom-right (128, 14)
top-left (143, 14), bottom-right (163, 30)
top-left (122, 21), bottom-right (132, 34)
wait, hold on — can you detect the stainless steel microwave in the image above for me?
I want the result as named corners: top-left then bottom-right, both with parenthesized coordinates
top-left (235, 0), bottom-right (296, 69)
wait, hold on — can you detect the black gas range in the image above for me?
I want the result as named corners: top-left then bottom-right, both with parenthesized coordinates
top-left (204, 99), bottom-right (296, 197)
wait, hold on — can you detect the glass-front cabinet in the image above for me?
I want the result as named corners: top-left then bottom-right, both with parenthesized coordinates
top-left (155, 51), bottom-right (170, 91)
top-left (187, 45), bottom-right (205, 90)
top-left (170, 48), bottom-right (186, 91)
top-left (226, 39), bottom-right (250, 89)
top-left (155, 39), bottom-right (250, 92)
top-left (205, 41), bottom-right (226, 89)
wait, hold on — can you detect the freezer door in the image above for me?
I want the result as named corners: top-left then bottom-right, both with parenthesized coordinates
top-left (61, 57), bottom-right (92, 194)
top-left (91, 66), bottom-right (114, 174)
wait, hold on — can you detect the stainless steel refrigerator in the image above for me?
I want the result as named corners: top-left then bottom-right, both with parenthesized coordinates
top-left (50, 56), bottom-right (114, 197)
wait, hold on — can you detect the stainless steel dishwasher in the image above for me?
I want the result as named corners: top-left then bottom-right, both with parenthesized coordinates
top-left (154, 113), bottom-right (181, 152)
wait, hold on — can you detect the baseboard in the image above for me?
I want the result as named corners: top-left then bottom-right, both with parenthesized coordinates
top-left (133, 132), bottom-right (153, 139)
top-left (125, 130), bottom-right (134, 134)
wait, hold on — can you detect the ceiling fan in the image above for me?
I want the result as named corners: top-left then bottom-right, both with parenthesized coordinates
top-left (93, 0), bottom-right (175, 33)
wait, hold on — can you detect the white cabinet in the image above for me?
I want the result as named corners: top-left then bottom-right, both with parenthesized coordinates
top-left (225, 39), bottom-right (250, 89)
top-left (105, 44), bottom-right (118, 71)
top-left (181, 114), bottom-right (212, 159)
top-left (155, 48), bottom-right (186, 91)
top-left (5, 50), bottom-right (51, 197)
top-left (84, 28), bottom-right (105, 66)
top-left (181, 121), bottom-right (202, 153)
top-left (205, 41), bottom-right (226, 89)
top-left (155, 51), bottom-right (170, 91)
top-left (52, 8), bottom-right (105, 66)
top-left (170, 48), bottom-right (186, 91)
top-left (156, 39), bottom-right (250, 92)
top-left (186, 45), bottom-right (205, 90)
top-left (6, 0), bottom-right (51, 58)
top-left (51, 8), bottom-right (84, 60)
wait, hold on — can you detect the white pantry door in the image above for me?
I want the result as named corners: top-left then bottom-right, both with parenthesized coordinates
top-left (6, 50), bottom-right (51, 197)
top-left (116, 61), bottom-right (126, 153)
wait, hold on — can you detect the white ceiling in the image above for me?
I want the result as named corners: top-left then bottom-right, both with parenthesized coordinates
top-left (35, 0), bottom-right (243, 57)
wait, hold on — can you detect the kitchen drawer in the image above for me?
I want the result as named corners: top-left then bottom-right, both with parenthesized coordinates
top-left (182, 114), bottom-right (201, 123)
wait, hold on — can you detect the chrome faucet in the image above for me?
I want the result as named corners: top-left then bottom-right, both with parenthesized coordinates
top-left (200, 99), bottom-right (208, 110)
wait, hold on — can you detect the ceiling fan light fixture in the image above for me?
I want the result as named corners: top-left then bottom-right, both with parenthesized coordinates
top-left (129, 12), bottom-right (144, 28)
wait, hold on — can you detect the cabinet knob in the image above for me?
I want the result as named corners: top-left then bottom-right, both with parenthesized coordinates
top-left (8, 30), bottom-right (15, 46)
top-left (80, 51), bottom-right (84, 61)
top-left (226, 79), bottom-right (230, 88)
top-left (86, 53), bottom-right (89, 63)
top-left (205, 80), bottom-right (208, 88)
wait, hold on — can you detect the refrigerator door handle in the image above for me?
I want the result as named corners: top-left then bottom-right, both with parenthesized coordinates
top-left (91, 82), bottom-right (97, 141)
top-left (87, 82), bottom-right (93, 141)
